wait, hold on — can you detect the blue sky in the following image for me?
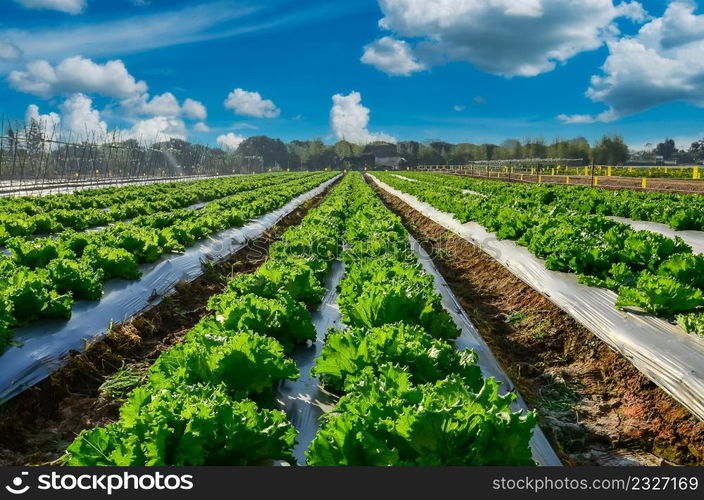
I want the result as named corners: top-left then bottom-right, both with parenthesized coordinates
top-left (0, 0), bottom-right (703, 150)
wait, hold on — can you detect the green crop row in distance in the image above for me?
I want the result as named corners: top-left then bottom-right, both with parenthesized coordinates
top-left (0, 173), bottom-right (334, 352)
top-left (0, 173), bottom-right (305, 245)
top-left (375, 172), bottom-right (704, 331)
top-left (402, 171), bottom-right (704, 231)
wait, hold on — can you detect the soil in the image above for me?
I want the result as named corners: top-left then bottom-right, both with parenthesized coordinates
top-left (371, 179), bottom-right (704, 466)
top-left (432, 170), bottom-right (704, 194)
top-left (0, 183), bottom-right (336, 466)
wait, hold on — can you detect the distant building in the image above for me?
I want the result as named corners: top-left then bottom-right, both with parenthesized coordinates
top-left (361, 143), bottom-right (402, 169)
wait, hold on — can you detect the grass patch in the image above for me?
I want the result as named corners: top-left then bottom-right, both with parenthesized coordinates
top-left (504, 311), bottom-right (527, 325)
top-left (99, 364), bottom-right (148, 400)
top-left (538, 375), bottom-right (581, 412)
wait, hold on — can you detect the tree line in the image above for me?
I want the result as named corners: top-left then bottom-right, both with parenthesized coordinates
top-left (225, 135), bottom-right (631, 168)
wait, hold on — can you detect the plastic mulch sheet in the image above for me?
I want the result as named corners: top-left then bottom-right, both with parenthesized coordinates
top-left (409, 233), bottom-right (561, 466)
top-left (370, 174), bottom-right (704, 423)
top-left (278, 260), bottom-right (345, 465)
top-left (0, 175), bottom-right (340, 404)
top-left (608, 216), bottom-right (704, 255)
top-left (0, 174), bottom-right (238, 198)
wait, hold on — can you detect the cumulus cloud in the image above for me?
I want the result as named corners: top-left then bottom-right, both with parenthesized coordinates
top-left (8, 56), bottom-right (147, 98)
top-left (0, 41), bottom-right (22, 61)
top-left (125, 116), bottom-right (186, 145)
top-left (216, 132), bottom-right (246, 151)
top-left (330, 91), bottom-right (395, 145)
top-left (361, 36), bottom-right (425, 76)
top-left (224, 88), bottom-right (280, 118)
top-left (121, 92), bottom-right (180, 116)
top-left (21, 93), bottom-right (190, 145)
top-left (59, 93), bottom-right (108, 140)
top-left (193, 122), bottom-right (210, 132)
top-left (25, 103), bottom-right (60, 132)
top-left (560, 1), bottom-right (704, 123)
top-left (12, 0), bottom-right (86, 15)
top-left (364, 0), bottom-right (646, 77)
top-left (121, 93), bottom-right (207, 121)
top-left (183, 98), bottom-right (207, 120)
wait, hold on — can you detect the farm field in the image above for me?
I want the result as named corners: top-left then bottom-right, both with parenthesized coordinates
top-left (422, 167), bottom-right (704, 194)
top-left (377, 172), bottom-right (704, 323)
top-left (6, 0), bottom-right (704, 492)
top-left (0, 174), bottom-right (236, 198)
top-left (1, 171), bottom-right (703, 468)
top-left (0, 172), bottom-right (335, 352)
top-left (370, 171), bottom-right (704, 462)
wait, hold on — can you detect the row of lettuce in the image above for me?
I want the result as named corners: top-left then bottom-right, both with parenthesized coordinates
top-left (307, 174), bottom-right (535, 465)
top-left (404, 171), bottom-right (704, 231)
top-left (64, 173), bottom-right (537, 466)
top-left (0, 173), bottom-right (333, 351)
top-left (374, 173), bottom-right (704, 335)
top-left (0, 174), bottom-right (299, 245)
top-left (0, 174), bottom-right (242, 213)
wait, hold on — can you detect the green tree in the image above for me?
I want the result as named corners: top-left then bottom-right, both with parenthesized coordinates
top-left (591, 135), bottom-right (629, 165)
top-left (654, 139), bottom-right (677, 160)
top-left (235, 136), bottom-right (289, 169)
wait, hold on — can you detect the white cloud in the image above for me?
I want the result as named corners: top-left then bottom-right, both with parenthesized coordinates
top-left (561, 1), bottom-right (704, 122)
top-left (126, 116), bottom-right (186, 145)
top-left (121, 93), bottom-right (207, 121)
top-left (8, 56), bottom-right (147, 98)
top-left (557, 113), bottom-right (596, 124)
top-left (140, 92), bottom-right (182, 116)
top-left (0, 41), bottom-right (22, 61)
top-left (24, 103), bottom-right (60, 132)
top-left (330, 91), bottom-right (395, 145)
top-left (183, 98), bottom-right (207, 120)
top-left (361, 36), bottom-right (425, 76)
top-left (122, 92), bottom-right (180, 116)
top-left (20, 92), bottom-right (191, 145)
top-left (217, 132), bottom-right (246, 151)
top-left (194, 122), bottom-right (210, 132)
top-left (59, 93), bottom-right (108, 140)
top-left (12, 0), bottom-right (86, 15)
top-left (453, 105), bottom-right (465, 112)
top-left (143, 92), bottom-right (181, 116)
top-left (224, 88), bottom-right (280, 118)
top-left (557, 110), bottom-right (617, 124)
top-left (365, 0), bottom-right (646, 77)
